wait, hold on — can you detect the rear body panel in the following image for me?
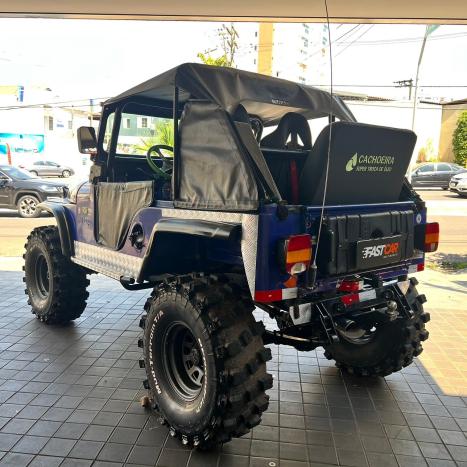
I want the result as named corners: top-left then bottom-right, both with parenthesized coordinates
top-left (66, 181), bottom-right (425, 305)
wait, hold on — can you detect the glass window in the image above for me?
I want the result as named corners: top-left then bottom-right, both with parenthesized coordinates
top-left (103, 113), bottom-right (115, 152)
top-left (0, 165), bottom-right (34, 180)
top-left (417, 164), bottom-right (434, 173)
top-left (44, 116), bottom-right (54, 131)
top-left (116, 113), bottom-right (173, 156)
top-left (437, 163), bottom-right (452, 172)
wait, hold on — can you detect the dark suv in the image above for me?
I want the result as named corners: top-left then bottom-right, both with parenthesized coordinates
top-left (0, 165), bottom-right (67, 217)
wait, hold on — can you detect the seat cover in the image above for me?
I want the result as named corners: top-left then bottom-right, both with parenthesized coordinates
top-left (299, 122), bottom-right (416, 205)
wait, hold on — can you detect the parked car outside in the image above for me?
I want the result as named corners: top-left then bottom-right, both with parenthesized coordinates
top-left (449, 171), bottom-right (467, 197)
top-left (0, 164), bottom-right (66, 217)
top-left (410, 162), bottom-right (466, 189)
top-left (23, 160), bottom-right (75, 178)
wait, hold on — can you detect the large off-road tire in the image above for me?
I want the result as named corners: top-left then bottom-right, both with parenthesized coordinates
top-left (24, 226), bottom-right (89, 324)
top-left (324, 278), bottom-right (430, 377)
top-left (139, 274), bottom-right (272, 448)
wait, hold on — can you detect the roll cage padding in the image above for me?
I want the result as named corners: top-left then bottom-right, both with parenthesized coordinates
top-left (36, 201), bottom-right (74, 257)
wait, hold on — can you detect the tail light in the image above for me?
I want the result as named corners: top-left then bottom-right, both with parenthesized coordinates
top-left (282, 234), bottom-right (312, 275)
top-left (338, 279), bottom-right (363, 293)
top-left (424, 222), bottom-right (439, 252)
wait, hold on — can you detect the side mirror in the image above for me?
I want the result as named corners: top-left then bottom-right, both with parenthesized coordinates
top-left (0, 178), bottom-right (8, 187)
top-left (77, 127), bottom-right (97, 154)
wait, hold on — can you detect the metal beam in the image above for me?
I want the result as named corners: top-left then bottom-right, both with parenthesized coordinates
top-left (0, 0), bottom-right (466, 24)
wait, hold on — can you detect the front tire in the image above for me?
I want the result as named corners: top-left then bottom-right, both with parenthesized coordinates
top-left (139, 274), bottom-right (272, 448)
top-left (62, 170), bottom-right (71, 178)
top-left (324, 278), bottom-right (430, 377)
top-left (17, 195), bottom-right (40, 218)
top-left (24, 226), bottom-right (89, 324)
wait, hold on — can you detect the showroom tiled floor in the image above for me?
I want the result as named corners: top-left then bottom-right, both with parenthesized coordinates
top-left (0, 271), bottom-right (466, 466)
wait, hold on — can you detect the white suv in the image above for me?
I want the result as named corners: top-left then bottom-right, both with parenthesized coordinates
top-left (449, 171), bottom-right (467, 197)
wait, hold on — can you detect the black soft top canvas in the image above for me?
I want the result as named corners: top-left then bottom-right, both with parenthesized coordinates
top-left (106, 63), bottom-right (355, 125)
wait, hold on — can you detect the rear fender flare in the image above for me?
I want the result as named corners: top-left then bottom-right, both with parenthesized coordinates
top-left (37, 202), bottom-right (75, 257)
top-left (138, 218), bottom-right (242, 280)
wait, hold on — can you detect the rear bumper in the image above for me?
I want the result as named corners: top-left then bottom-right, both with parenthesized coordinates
top-left (254, 259), bottom-right (424, 304)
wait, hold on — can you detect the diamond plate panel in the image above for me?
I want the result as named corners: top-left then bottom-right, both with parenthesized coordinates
top-left (72, 241), bottom-right (143, 280)
top-left (161, 209), bottom-right (259, 297)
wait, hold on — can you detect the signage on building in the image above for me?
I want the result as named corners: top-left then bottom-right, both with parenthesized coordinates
top-left (0, 133), bottom-right (45, 155)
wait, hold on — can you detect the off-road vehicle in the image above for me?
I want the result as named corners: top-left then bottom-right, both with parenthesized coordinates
top-left (24, 63), bottom-right (438, 448)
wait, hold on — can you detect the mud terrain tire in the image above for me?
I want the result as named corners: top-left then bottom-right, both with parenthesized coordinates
top-left (324, 278), bottom-right (430, 377)
top-left (139, 274), bottom-right (272, 448)
top-left (24, 226), bottom-right (89, 324)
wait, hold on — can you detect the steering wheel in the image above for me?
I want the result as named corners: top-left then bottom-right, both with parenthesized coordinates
top-left (146, 144), bottom-right (174, 179)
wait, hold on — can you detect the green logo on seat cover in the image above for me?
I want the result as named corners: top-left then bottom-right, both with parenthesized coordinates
top-left (346, 153), bottom-right (358, 172)
top-left (345, 153), bottom-right (395, 173)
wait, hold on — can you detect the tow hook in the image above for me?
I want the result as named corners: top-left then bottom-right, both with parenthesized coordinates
top-left (386, 300), bottom-right (398, 321)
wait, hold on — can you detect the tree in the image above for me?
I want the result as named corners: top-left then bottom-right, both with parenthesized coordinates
top-left (452, 111), bottom-right (467, 167)
top-left (137, 119), bottom-right (174, 154)
top-left (197, 23), bottom-right (239, 67)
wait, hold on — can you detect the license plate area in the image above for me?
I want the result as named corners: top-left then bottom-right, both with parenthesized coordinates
top-left (356, 235), bottom-right (403, 269)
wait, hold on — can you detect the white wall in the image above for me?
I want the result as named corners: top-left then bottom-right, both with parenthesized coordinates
top-left (0, 105), bottom-right (97, 174)
top-left (347, 100), bottom-right (443, 162)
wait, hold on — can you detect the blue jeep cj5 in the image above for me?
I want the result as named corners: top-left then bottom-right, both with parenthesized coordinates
top-left (24, 64), bottom-right (438, 448)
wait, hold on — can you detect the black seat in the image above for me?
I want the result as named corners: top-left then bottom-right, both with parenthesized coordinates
top-left (261, 112), bottom-right (311, 150)
top-left (299, 121), bottom-right (417, 205)
top-left (260, 112), bottom-right (311, 203)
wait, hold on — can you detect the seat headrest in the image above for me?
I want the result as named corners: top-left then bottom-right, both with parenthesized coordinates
top-left (261, 112), bottom-right (312, 150)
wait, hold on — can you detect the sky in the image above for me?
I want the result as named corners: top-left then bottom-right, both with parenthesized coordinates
top-left (0, 19), bottom-right (466, 103)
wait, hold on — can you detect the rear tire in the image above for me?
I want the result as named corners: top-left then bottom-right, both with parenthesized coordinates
top-left (139, 274), bottom-right (272, 448)
top-left (29, 170), bottom-right (38, 177)
top-left (24, 226), bottom-right (89, 324)
top-left (62, 170), bottom-right (71, 178)
top-left (323, 278), bottom-right (430, 377)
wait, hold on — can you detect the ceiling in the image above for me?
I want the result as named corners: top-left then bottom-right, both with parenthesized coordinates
top-left (0, 0), bottom-right (466, 24)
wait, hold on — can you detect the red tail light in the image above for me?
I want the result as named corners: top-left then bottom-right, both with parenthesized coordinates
top-left (424, 222), bottom-right (439, 252)
top-left (338, 279), bottom-right (363, 293)
top-left (283, 234), bottom-right (312, 275)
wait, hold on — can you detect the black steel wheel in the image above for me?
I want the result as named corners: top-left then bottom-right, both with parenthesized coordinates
top-left (163, 322), bottom-right (205, 401)
top-left (324, 278), bottom-right (430, 377)
top-left (24, 226), bottom-right (89, 324)
top-left (139, 274), bottom-right (272, 448)
top-left (17, 195), bottom-right (40, 218)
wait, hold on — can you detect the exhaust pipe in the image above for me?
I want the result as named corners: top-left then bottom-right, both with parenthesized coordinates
top-left (335, 318), bottom-right (366, 340)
